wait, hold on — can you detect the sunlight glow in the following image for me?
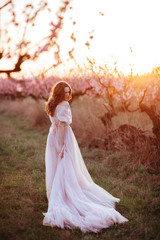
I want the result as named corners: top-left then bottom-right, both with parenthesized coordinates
top-left (1, 0), bottom-right (160, 77)
top-left (57, 0), bottom-right (160, 76)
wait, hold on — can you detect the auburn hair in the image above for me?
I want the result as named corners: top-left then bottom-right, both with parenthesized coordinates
top-left (45, 81), bottom-right (72, 116)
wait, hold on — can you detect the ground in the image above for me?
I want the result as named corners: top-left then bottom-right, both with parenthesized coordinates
top-left (0, 113), bottom-right (159, 240)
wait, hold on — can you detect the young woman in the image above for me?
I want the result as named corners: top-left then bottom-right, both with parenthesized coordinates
top-left (43, 80), bottom-right (128, 233)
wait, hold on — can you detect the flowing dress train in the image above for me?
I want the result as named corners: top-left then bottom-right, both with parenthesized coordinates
top-left (43, 100), bottom-right (128, 233)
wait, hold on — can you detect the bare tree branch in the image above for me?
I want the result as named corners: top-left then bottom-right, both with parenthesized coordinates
top-left (0, 54), bottom-right (30, 78)
top-left (0, 0), bottom-right (70, 77)
top-left (126, 87), bottom-right (148, 112)
top-left (0, 0), bottom-right (12, 10)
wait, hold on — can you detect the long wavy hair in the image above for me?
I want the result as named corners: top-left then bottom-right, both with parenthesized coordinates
top-left (45, 81), bottom-right (72, 116)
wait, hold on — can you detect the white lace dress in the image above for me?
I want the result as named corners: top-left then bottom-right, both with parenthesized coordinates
top-left (43, 100), bottom-right (128, 233)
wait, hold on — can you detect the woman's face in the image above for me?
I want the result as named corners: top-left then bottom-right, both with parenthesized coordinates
top-left (64, 87), bottom-right (70, 101)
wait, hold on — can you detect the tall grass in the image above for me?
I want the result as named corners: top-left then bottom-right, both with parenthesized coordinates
top-left (0, 96), bottom-right (158, 169)
top-left (0, 95), bottom-right (154, 141)
top-left (112, 111), bottom-right (153, 132)
top-left (0, 97), bottom-right (49, 127)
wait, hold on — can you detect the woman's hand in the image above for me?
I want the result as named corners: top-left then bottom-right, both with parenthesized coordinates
top-left (60, 148), bottom-right (64, 159)
top-left (58, 145), bottom-right (65, 159)
top-left (57, 121), bottom-right (67, 159)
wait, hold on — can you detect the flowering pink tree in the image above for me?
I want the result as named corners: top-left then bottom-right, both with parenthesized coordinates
top-left (86, 60), bottom-right (160, 150)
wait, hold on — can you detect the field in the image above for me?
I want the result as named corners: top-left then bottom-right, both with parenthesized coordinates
top-left (0, 97), bottom-right (160, 240)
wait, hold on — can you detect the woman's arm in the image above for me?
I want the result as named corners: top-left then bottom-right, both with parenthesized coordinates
top-left (57, 121), bottom-right (67, 158)
top-left (56, 102), bottom-right (71, 158)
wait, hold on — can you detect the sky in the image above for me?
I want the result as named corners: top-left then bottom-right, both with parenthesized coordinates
top-left (0, 0), bottom-right (160, 78)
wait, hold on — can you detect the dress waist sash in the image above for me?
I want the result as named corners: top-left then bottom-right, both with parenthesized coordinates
top-left (49, 122), bottom-right (58, 134)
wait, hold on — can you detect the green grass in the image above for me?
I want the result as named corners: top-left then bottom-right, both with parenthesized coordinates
top-left (0, 113), bottom-right (160, 240)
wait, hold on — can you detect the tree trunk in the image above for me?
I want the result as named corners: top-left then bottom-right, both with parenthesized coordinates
top-left (139, 103), bottom-right (160, 152)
